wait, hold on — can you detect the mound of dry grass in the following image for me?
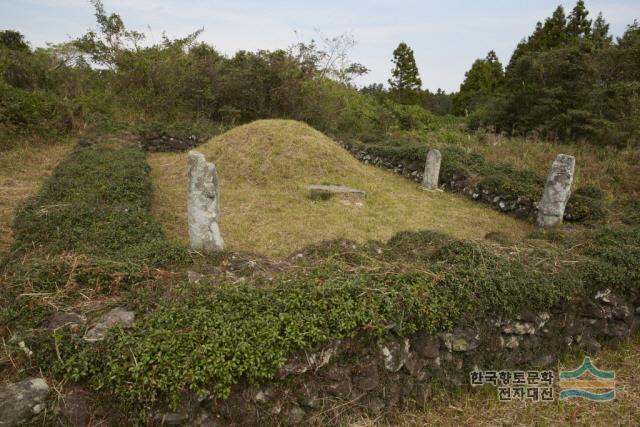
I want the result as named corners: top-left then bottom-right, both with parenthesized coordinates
top-left (149, 120), bottom-right (531, 257)
top-left (455, 133), bottom-right (640, 205)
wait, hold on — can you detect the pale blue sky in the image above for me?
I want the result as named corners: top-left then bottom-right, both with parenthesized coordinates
top-left (1, 0), bottom-right (638, 92)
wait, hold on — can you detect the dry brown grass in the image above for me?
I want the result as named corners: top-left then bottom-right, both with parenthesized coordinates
top-left (149, 120), bottom-right (532, 257)
top-left (0, 143), bottom-right (72, 254)
top-left (351, 336), bottom-right (640, 427)
top-left (452, 133), bottom-right (640, 203)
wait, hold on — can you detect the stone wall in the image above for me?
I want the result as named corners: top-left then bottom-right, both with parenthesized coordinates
top-left (336, 141), bottom-right (541, 222)
top-left (164, 288), bottom-right (639, 425)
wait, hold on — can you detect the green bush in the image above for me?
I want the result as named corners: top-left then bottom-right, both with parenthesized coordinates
top-left (0, 82), bottom-right (73, 148)
top-left (383, 101), bottom-right (436, 131)
top-left (565, 186), bottom-right (608, 223)
top-left (576, 227), bottom-right (640, 295)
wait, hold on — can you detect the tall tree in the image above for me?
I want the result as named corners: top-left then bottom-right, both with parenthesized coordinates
top-left (0, 30), bottom-right (30, 52)
top-left (591, 12), bottom-right (612, 48)
top-left (508, 6), bottom-right (566, 69)
top-left (543, 6), bottom-right (569, 48)
top-left (388, 42), bottom-right (422, 104)
top-left (454, 50), bottom-right (504, 115)
top-left (567, 0), bottom-right (592, 39)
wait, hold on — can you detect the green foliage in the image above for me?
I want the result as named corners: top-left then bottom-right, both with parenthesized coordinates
top-left (574, 227), bottom-right (640, 295)
top-left (0, 82), bottom-right (72, 147)
top-left (58, 233), bottom-right (566, 413)
top-left (384, 101), bottom-right (436, 131)
top-left (12, 144), bottom-right (187, 265)
top-left (566, 0), bottom-right (592, 39)
top-left (0, 36), bottom-right (94, 148)
top-left (388, 42), bottom-right (422, 105)
top-left (0, 3), bottom-right (457, 146)
top-left (453, 51), bottom-right (504, 115)
top-left (458, 2), bottom-right (639, 146)
top-left (0, 30), bottom-right (30, 52)
top-left (565, 186), bottom-right (608, 223)
top-left (477, 166), bottom-right (544, 200)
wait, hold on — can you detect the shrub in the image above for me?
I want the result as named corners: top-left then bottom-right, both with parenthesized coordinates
top-left (565, 186), bottom-right (608, 223)
top-left (383, 101), bottom-right (436, 131)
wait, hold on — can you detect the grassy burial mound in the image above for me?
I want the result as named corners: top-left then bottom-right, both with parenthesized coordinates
top-left (149, 120), bottom-right (530, 256)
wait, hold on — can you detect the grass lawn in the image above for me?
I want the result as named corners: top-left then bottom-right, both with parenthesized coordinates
top-left (149, 120), bottom-right (532, 257)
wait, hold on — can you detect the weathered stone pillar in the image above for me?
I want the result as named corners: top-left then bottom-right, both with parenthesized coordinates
top-left (536, 154), bottom-right (575, 227)
top-left (421, 149), bottom-right (442, 191)
top-left (187, 150), bottom-right (224, 251)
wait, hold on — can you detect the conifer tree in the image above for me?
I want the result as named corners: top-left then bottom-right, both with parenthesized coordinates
top-left (454, 50), bottom-right (504, 115)
top-left (508, 6), bottom-right (566, 68)
top-left (567, 0), bottom-right (592, 39)
top-left (591, 12), bottom-right (612, 48)
top-left (388, 42), bottom-right (422, 104)
top-left (543, 6), bottom-right (568, 48)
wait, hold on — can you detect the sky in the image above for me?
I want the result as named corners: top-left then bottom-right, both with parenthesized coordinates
top-left (1, 0), bottom-right (638, 92)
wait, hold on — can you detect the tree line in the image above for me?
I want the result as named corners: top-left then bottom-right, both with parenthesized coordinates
top-left (364, 1), bottom-right (639, 147)
top-left (0, 0), bottom-right (637, 149)
top-left (453, 1), bottom-right (639, 146)
top-left (0, 1), bottom-right (447, 149)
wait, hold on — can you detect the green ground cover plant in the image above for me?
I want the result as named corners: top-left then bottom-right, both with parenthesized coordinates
top-left (1, 130), bottom-right (638, 422)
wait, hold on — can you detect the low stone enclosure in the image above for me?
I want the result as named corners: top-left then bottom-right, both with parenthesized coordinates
top-left (142, 130), bottom-right (600, 227)
top-left (336, 140), bottom-right (594, 224)
top-left (185, 145), bottom-right (575, 254)
top-left (161, 288), bottom-right (639, 425)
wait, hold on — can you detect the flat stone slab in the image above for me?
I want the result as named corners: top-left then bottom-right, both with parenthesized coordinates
top-left (307, 185), bottom-right (366, 197)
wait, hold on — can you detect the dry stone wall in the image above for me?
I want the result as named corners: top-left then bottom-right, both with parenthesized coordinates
top-left (337, 141), bottom-right (547, 222)
top-left (161, 289), bottom-right (639, 426)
